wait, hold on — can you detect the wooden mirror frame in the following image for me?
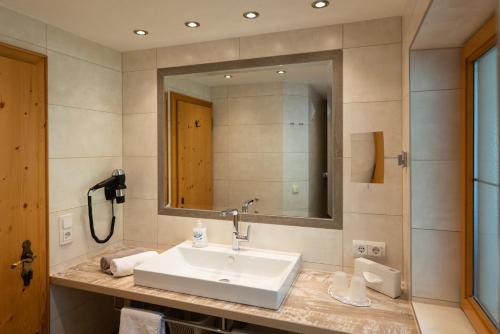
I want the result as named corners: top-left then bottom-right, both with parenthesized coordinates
top-left (157, 50), bottom-right (343, 229)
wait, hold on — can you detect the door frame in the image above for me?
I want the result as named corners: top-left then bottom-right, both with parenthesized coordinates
top-left (460, 16), bottom-right (498, 334)
top-left (0, 41), bottom-right (49, 332)
top-left (167, 92), bottom-right (212, 208)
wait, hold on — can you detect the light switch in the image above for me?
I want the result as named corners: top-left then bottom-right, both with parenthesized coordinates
top-left (292, 184), bottom-right (300, 194)
top-left (59, 214), bottom-right (73, 245)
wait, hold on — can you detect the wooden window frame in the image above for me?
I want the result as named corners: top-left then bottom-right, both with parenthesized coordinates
top-left (460, 16), bottom-right (498, 334)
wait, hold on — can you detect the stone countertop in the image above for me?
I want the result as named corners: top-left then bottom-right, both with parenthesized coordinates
top-left (50, 246), bottom-right (417, 334)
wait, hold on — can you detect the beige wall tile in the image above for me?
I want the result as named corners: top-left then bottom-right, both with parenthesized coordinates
top-left (49, 203), bottom-right (123, 267)
top-left (228, 96), bottom-right (282, 125)
top-left (344, 17), bottom-right (402, 49)
top-left (229, 153), bottom-right (282, 181)
top-left (47, 25), bottom-right (121, 70)
top-left (344, 158), bottom-right (403, 216)
top-left (124, 157), bottom-right (157, 200)
top-left (213, 153), bottom-right (228, 180)
top-left (257, 124), bottom-right (283, 153)
top-left (213, 180), bottom-right (229, 208)
top-left (123, 70), bottom-right (157, 114)
top-left (0, 5), bottom-right (46, 47)
top-left (227, 83), bottom-right (283, 97)
top-left (343, 101), bottom-right (402, 157)
top-left (48, 50), bottom-right (122, 114)
top-left (213, 126), bottom-right (229, 153)
top-left (412, 161), bottom-right (461, 231)
top-left (157, 38), bottom-right (239, 68)
top-left (212, 98), bottom-right (229, 126)
top-left (227, 181), bottom-right (282, 215)
top-left (49, 157), bottom-right (122, 212)
top-left (344, 43), bottom-right (402, 103)
top-left (343, 213), bottom-right (403, 270)
top-left (239, 25), bottom-right (342, 59)
top-left (410, 48), bottom-right (461, 91)
top-left (123, 199), bottom-right (158, 244)
top-left (412, 229), bottom-right (460, 302)
top-left (48, 105), bottom-right (122, 158)
top-left (0, 34), bottom-right (46, 54)
top-left (411, 89), bottom-right (461, 161)
top-left (123, 113), bottom-right (157, 157)
top-left (123, 48), bottom-right (156, 71)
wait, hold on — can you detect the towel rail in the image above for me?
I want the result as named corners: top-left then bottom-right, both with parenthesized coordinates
top-left (164, 315), bottom-right (231, 333)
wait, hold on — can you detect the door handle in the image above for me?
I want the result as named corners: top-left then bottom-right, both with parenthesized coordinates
top-left (11, 255), bottom-right (37, 269)
top-left (11, 240), bottom-right (36, 286)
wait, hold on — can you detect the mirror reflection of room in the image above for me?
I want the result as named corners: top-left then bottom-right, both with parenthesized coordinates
top-left (165, 61), bottom-right (333, 219)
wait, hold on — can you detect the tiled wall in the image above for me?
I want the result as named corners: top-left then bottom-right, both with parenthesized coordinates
top-left (410, 48), bottom-right (462, 304)
top-left (0, 5), bottom-right (121, 333)
top-left (122, 16), bottom-right (404, 273)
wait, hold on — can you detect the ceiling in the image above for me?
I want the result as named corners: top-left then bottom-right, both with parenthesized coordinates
top-left (412, 0), bottom-right (496, 49)
top-left (182, 60), bottom-right (333, 96)
top-left (0, 0), bottom-right (407, 51)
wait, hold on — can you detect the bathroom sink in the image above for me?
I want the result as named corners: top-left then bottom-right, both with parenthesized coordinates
top-left (134, 241), bottom-right (302, 309)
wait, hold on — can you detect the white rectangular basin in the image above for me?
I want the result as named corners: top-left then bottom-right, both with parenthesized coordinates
top-left (134, 241), bottom-right (302, 309)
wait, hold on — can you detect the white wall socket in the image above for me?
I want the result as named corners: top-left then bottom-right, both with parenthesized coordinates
top-left (352, 240), bottom-right (386, 258)
top-left (59, 214), bottom-right (73, 245)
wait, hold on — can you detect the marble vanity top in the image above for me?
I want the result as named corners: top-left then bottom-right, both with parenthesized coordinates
top-left (50, 246), bottom-right (417, 334)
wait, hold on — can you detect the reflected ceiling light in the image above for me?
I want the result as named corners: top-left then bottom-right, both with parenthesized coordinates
top-left (311, 0), bottom-right (329, 8)
top-left (243, 11), bottom-right (260, 19)
top-left (133, 29), bottom-right (148, 36)
top-left (224, 74), bottom-right (233, 79)
top-left (185, 21), bottom-right (200, 28)
top-left (276, 70), bottom-right (286, 75)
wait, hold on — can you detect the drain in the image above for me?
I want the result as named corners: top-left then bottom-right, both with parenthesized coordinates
top-left (218, 278), bottom-right (230, 283)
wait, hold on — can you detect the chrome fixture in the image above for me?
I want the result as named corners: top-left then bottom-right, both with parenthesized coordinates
top-left (185, 21), bottom-right (200, 28)
top-left (242, 198), bottom-right (258, 213)
top-left (398, 151), bottom-right (408, 167)
top-left (220, 208), bottom-right (250, 250)
top-left (243, 11), bottom-right (259, 19)
top-left (311, 0), bottom-right (330, 9)
top-left (224, 74), bottom-right (232, 79)
top-left (133, 29), bottom-right (148, 36)
top-left (276, 69), bottom-right (286, 75)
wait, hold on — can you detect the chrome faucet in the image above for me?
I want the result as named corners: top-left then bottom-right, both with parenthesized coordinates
top-left (241, 198), bottom-right (257, 213)
top-left (220, 208), bottom-right (250, 250)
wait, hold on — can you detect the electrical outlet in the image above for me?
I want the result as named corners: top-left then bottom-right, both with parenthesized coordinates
top-left (353, 240), bottom-right (386, 258)
top-left (59, 214), bottom-right (73, 245)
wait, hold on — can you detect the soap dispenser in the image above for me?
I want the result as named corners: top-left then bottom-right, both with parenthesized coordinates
top-left (193, 220), bottom-right (208, 248)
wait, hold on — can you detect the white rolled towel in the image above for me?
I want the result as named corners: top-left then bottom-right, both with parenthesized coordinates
top-left (111, 251), bottom-right (159, 277)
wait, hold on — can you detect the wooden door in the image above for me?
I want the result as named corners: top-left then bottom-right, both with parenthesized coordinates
top-left (169, 92), bottom-right (213, 210)
top-left (0, 43), bottom-right (48, 334)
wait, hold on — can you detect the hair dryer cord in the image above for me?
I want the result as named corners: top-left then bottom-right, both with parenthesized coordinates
top-left (87, 189), bottom-right (116, 243)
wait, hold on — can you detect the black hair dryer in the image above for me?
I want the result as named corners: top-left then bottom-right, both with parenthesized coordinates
top-left (87, 169), bottom-right (126, 243)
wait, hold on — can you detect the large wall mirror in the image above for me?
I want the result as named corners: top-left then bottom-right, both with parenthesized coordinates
top-left (158, 51), bottom-right (342, 229)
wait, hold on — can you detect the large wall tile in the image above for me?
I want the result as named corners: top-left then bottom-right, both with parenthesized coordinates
top-left (0, 5), bottom-right (46, 47)
top-left (123, 70), bottom-right (157, 114)
top-left (411, 89), bottom-right (461, 161)
top-left (344, 17), bottom-right (402, 49)
top-left (123, 199), bottom-right (158, 244)
top-left (226, 181), bottom-right (282, 215)
top-left (49, 157), bottom-right (122, 212)
top-left (49, 202), bottom-right (123, 268)
top-left (344, 158), bottom-right (403, 216)
top-left (157, 38), bottom-right (239, 68)
top-left (343, 101), bottom-right (402, 157)
top-left (47, 25), bottom-right (121, 70)
top-left (239, 25), bottom-right (342, 59)
top-left (228, 153), bottom-right (282, 181)
top-left (124, 157), bottom-right (157, 200)
top-left (410, 48), bottom-right (461, 91)
top-left (123, 48), bottom-right (157, 71)
top-left (343, 213), bottom-right (403, 270)
top-left (48, 50), bottom-right (122, 114)
top-left (412, 229), bottom-right (460, 302)
top-left (48, 105), bottom-right (122, 158)
top-left (123, 113), bottom-right (157, 157)
top-left (412, 161), bottom-right (461, 231)
top-left (344, 44), bottom-right (402, 103)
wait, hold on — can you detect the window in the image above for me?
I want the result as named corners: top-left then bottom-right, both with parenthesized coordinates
top-left (462, 17), bottom-right (499, 334)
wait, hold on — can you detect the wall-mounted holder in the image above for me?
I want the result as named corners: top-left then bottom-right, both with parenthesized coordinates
top-left (397, 151), bottom-right (408, 167)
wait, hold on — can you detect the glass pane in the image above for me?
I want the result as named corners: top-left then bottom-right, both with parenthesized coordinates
top-left (473, 46), bottom-right (499, 327)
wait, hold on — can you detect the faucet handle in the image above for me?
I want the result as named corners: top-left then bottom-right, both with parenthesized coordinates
top-left (237, 224), bottom-right (251, 242)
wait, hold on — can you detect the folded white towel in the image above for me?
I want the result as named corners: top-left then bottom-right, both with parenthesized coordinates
top-left (119, 307), bottom-right (165, 334)
top-left (110, 251), bottom-right (159, 277)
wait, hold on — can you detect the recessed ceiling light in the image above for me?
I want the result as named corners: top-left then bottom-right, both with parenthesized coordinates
top-left (243, 11), bottom-right (260, 19)
top-left (311, 0), bottom-right (330, 8)
top-left (185, 21), bottom-right (200, 28)
top-left (133, 29), bottom-right (148, 36)
top-left (224, 74), bottom-right (233, 79)
top-left (276, 70), bottom-right (286, 75)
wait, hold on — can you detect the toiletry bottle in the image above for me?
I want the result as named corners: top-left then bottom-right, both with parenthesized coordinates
top-left (193, 220), bottom-right (208, 248)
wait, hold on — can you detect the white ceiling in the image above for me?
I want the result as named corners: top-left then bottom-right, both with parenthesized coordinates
top-left (412, 0), bottom-right (496, 49)
top-left (0, 0), bottom-right (407, 51)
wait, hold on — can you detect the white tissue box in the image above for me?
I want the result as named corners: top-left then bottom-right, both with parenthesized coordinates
top-left (354, 257), bottom-right (401, 298)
